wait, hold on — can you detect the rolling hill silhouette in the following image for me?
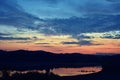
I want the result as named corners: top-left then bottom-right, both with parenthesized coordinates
top-left (0, 50), bottom-right (120, 80)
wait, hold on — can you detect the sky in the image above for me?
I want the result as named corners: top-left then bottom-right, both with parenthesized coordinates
top-left (0, 0), bottom-right (120, 54)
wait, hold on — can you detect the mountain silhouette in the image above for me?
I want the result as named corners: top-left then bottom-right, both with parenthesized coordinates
top-left (0, 50), bottom-right (120, 71)
top-left (0, 50), bottom-right (120, 80)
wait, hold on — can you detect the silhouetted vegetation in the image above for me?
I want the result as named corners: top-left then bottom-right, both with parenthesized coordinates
top-left (0, 72), bottom-right (62, 80)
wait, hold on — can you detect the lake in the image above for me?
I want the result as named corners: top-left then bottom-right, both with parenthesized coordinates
top-left (51, 66), bottom-right (102, 76)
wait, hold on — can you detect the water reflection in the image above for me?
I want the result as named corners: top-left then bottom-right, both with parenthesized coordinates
top-left (0, 71), bottom-right (2, 77)
top-left (51, 66), bottom-right (102, 76)
top-left (0, 66), bottom-right (102, 77)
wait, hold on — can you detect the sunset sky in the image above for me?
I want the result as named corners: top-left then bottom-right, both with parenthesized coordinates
top-left (0, 0), bottom-right (120, 54)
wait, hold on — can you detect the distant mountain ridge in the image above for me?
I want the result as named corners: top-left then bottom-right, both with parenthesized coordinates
top-left (0, 50), bottom-right (120, 73)
top-left (0, 50), bottom-right (119, 55)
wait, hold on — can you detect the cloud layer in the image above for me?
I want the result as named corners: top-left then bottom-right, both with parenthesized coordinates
top-left (0, 0), bottom-right (120, 53)
top-left (17, 0), bottom-right (120, 18)
top-left (0, 36), bottom-right (30, 40)
top-left (0, 0), bottom-right (120, 40)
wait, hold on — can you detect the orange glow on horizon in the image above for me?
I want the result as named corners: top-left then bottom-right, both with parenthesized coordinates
top-left (0, 41), bottom-right (120, 54)
top-left (0, 34), bottom-right (120, 54)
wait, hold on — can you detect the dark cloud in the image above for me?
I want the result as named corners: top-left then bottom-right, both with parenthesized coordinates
top-left (78, 40), bottom-right (93, 45)
top-left (43, 15), bottom-right (120, 35)
top-left (0, 33), bottom-right (11, 36)
top-left (15, 41), bottom-right (32, 43)
top-left (73, 35), bottom-right (93, 40)
top-left (0, 36), bottom-right (30, 40)
top-left (35, 43), bottom-right (49, 44)
top-left (62, 41), bottom-right (86, 45)
top-left (62, 40), bottom-right (101, 46)
top-left (115, 35), bottom-right (120, 39)
top-left (101, 34), bottom-right (120, 39)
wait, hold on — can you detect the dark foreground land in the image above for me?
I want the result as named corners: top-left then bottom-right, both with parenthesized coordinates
top-left (0, 70), bottom-right (120, 80)
top-left (0, 50), bottom-right (120, 80)
top-left (0, 71), bottom-right (119, 80)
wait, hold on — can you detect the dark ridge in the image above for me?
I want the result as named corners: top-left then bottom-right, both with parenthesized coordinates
top-left (0, 50), bottom-right (120, 80)
top-left (0, 50), bottom-right (120, 72)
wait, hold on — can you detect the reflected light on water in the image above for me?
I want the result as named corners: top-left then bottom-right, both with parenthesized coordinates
top-left (0, 71), bottom-right (3, 77)
top-left (51, 66), bottom-right (102, 76)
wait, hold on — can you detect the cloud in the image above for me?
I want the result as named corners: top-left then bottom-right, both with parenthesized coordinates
top-left (15, 41), bottom-right (32, 43)
top-left (0, 33), bottom-right (11, 36)
top-left (42, 15), bottom-right (120, 36)
top-left (62, 40), bottom-right (101, 46)
top-left (73, 34), bottom-right (93, 40)
top-left (35, 43), bottom-right (49, 44)
top-left (78, 40), bottom-right (94, 45)
top-left (0, 0), bottom-right (120, 41)
top-left (0, 0), bottom-right (42, 29)
top-left (101, 34), bottom-right (120, 39)
top-left (82, 31), bottom-right (120, 39)
top-left (0, 36), bottom-right (30, 40)
top-left (17, 0), bottom-right (120, 18)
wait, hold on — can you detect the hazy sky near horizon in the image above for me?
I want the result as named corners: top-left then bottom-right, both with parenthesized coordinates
top-left (0, 0), bottom-right (120, 54)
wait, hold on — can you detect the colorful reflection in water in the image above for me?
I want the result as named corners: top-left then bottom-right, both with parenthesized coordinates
top-left (51, 66), bottom-right (102, 76)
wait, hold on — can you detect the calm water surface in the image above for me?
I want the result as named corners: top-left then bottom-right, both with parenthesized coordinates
top-left (51, 66), bottom-right (102, 76)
